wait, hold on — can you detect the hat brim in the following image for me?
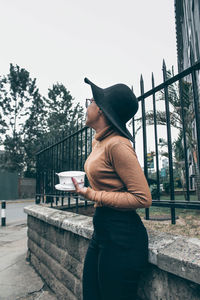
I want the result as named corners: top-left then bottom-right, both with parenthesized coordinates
top-left (84, 77), bottom-right (136, 142)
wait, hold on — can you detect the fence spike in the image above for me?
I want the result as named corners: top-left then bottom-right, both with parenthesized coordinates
top-left (162, 59), bottom-right (166, 70)
top-left (140, 74), bottom-right (144, 92)
top-left (172, 65), bottom-right (174, 76)
top-left (151, 72), bottom-right (155, 86)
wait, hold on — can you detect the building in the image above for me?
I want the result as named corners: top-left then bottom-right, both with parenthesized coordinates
top-left (174, 0), bottom-right (200, 191)
top-left (175, 0), bottom-right (200, 71)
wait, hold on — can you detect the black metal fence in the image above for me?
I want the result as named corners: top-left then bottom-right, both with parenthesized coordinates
top-left (36, 126), bottom-right (94, 212)
top-left (36, 60), bottom-right (200, 224)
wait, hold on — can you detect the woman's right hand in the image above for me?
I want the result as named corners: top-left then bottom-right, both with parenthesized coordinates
top-left (71, 177), bottom-right (88, 197)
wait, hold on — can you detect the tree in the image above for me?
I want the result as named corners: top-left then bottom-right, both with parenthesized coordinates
top-left (0, 64), bottom-right (46, 174)
top-left (45, 83), bottom-right (84, 142)
top-left (0, 64), bottom-right (42, 174)
top-left (22, 90), bottom-right (47, 177)
top-left (0, 65), bottom-right (85, 177)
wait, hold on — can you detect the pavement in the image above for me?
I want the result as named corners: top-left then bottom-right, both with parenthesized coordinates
top-left (0, 200), bottom-right (57, 300)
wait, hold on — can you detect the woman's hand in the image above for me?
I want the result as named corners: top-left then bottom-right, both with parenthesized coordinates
top-left (71, 177), bottom-right (88, 197)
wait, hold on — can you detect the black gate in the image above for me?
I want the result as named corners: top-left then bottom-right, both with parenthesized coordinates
top-left (36, 60), bottom-right (200, 223)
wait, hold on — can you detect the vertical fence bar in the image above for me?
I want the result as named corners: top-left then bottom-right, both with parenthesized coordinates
top-left (59, 139), bottom-right (62, 170)
top-left (191, 69), bottom-right (200, 202)
top-left (152, 73), bottom-right (160, 200)
top-left (191, 70), bottom-right (200, 166)
top-left (179, 78), bottom-right (190, 201)
top-left (90, 127), bottom-right (93, 153)
top-left (132, 116), bottom-right (136, 150)
top-left (76, 122), bottom-right (79, 171)
top-left (163, 60), bottom-right (175, 224)
top-left (76, 195), bottom-right (79, 214)
top-left (140, 74), bottom-right (149, 220)
top-left (68, 192), bottom-right (71, 207)
top-left (56, 142), bottom-right (60, 204)
top-left (51, 146), bottom-right (54, 201)
top-left (131, 86), bottom-right (136, 150)
top-left (72, 132), bottom-right (75, 169)
top-left (85, 128), bottom-right (88, 165)
top-left (44, 151), bottom-right (49, 203)
top-left (49, 145), bottom-right (52, 202)
top-left (56, 142), bottom-right (58, 173)
top-left (62, 132), bottom-right (65, 171)
top-left (51, 144), bottom-right (54, 203)
top-left (69, 134), bottom-right (71, 170)
top-left (80, 124), bottom-right (83, 170)
top-left (85, 127), bottom-right (88, 207)
top-left (44, 150), bottom-right (46, 203)
top-left (61, 191), bottom-right (64, 206)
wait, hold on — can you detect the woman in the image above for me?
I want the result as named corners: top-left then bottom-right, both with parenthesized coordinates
top-left (72, 78), bottom-right (152, 300)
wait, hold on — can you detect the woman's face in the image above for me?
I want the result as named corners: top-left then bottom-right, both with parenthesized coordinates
top-left (85, 98), bottom-right (100, 128)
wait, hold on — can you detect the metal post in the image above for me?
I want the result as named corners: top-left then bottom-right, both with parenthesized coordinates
top-left (171, 206), bottom-right (176, 225)
top-left (140, 74), bottom-right (149, 220)
top-left (85, 127), bottom-right (88, 207)
top-left (76, 121), bottom-right (79, 170)
top-left (69, 135), bottom-right (71, 170)
top-left (191, 70), bottom-right (200, 171)
top-left (162, 60), bottom-right (175, 224)
top-left (1, 201), bottom-right (6, 226)
top-left (68, 193), bottom-right (71, 207)
top-left (61, 195), bottom-right (64, 206)
top-left (132, 85), bottom-right (136, 149)
top-left (179, 78), bottom-right (190, 201)
top-left (72, 134), bottom-right (75, 170)
top-left (152, 73), bottom-right (160, 200)
top-left (80, 123), bottom-right (83, 170)
top-left (76, 196), bottom-right (79, 214)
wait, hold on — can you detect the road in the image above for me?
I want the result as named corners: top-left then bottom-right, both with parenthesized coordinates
top-left (0, 200), bottom-right (35, 225)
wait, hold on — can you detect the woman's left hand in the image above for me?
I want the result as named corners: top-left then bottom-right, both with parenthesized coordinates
top-left (71, 177), bottom-right (88, 197)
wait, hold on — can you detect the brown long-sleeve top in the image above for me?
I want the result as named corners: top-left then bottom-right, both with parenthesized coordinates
top-left (84, 126), bottom-right (152, 210)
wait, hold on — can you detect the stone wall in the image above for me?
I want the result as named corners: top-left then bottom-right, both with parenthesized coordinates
top-left (24, 205), bottom-right (200, 300)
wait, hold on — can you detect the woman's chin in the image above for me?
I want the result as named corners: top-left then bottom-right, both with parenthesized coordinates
top-left (85, 118), bottom-right (90, 127)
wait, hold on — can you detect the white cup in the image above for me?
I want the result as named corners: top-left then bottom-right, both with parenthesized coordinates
top-left (56, 171), bottom-right (85, 190)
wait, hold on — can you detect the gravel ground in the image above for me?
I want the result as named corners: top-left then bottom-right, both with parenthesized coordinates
top-left (140, 211), bottom-right (200, 239)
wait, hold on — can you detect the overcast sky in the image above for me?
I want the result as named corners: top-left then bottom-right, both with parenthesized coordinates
top-left (0, 0), bottom-right (178, 163)
top-left (1, 0), bottom-right (177, 104)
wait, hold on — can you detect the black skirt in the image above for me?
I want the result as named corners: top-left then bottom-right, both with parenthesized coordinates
top-left (93, 206), bottom-right (148, 257)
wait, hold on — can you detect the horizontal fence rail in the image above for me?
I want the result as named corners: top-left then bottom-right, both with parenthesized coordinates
top-left (36, 60), bottom-right (200, 224)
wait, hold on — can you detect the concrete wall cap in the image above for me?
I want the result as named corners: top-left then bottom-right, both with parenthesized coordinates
top-left (24, 205), bottom-right (93, 239)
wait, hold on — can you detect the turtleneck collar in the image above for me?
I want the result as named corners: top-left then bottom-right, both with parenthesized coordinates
top-left (94, 125), bottom-right (114, 141)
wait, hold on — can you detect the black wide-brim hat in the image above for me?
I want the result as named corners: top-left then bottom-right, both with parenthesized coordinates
top-left (84, 78), bottom-right (138, 142)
